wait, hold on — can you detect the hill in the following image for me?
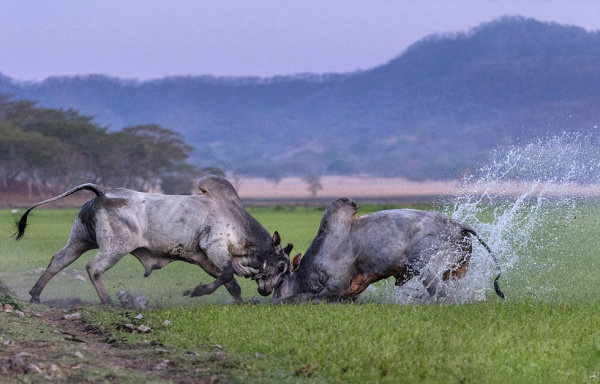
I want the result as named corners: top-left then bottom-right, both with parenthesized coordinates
top-left (1, 16), bottom-right (599, 180)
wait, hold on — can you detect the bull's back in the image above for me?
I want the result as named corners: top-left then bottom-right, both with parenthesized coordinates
top-left (350, 209), bottom-right (457, 273)
top-left (94, 190), bottom-right (213, 249)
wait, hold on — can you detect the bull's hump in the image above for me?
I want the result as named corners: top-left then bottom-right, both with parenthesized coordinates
top-left (195, 176), bottom-right (240, 202)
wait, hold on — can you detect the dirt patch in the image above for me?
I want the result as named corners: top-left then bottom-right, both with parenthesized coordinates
top-left (0, 300), bottom-right (232, 383)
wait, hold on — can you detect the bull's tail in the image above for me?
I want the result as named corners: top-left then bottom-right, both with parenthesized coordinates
top-left (14, 183), bottom-right (105, 240)
top-left (462, 226), bottom-right (505, 300)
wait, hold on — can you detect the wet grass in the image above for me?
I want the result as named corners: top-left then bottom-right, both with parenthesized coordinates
top-left (90, 301), bottom-right (600, 384)
top-left (2, 203), bottom-right (600, 383)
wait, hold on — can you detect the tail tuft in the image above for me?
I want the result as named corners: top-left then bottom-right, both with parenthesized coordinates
top-left (13, 208), bottom-right (33, 240)
top-left (493, 274), bottom-right (505, 300)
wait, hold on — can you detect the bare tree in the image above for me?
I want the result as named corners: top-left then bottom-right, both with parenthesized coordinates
top-left (303, 171), bottom-right (323, 199)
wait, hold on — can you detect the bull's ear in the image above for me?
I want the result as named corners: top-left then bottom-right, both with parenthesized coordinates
top-left (292, 253), bottom-right (302, 272)
top-left (272, 231), bottom-right (281, 246)
top-left (283, 243), bottom-right (293, 255)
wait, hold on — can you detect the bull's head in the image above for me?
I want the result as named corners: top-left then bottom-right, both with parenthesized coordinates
top-left (254, 231), bottom-right (293, 296)
top-left (271, 253), bottom-right (302, 303)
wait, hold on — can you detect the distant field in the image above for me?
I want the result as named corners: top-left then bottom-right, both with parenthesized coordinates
top-left (1, 204), bottom-right (599, 383)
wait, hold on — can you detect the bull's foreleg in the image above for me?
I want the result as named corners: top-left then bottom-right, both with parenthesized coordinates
top-left (224, 279), bottom-right (242, 303)
top-left (186, 264), bottom-right (235, 298)
top-left (86, 250), bottom-right (128, 305)
top-left (29, 241), bottom-right (92, 303)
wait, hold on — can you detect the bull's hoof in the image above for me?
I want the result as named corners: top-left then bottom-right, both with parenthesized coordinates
top-left (189, 285), bottom-right (211, 297)
top-left (29, 296), bottom-right (40, 304)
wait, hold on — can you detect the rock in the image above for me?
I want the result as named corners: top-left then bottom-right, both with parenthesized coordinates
top-left (63, 312), bottom-right (81, 321)
top-left (4, 304), bottom-right (14, 313)
top-left (122, 323), bottom-right (136, 332)
top-left (118, 291), bottom-right (148, 310)
top-left (14, 310), bottom-right (24, 317)
top-left (137, 325), bottom-right (152, 333)
top-left (162, 320), bottom-right (171, 326)
top-left (10, 352), bottom-right (42, 374)
top-left (255, 352), bottom-right (265, 359)
top-left (134, 313), bottom-right (143, 320)
top-left (26, 362), bottom-right (43, 374)
top-left (10, 352), bottom-right (30, 367)
top-left (74, 351), bottom-right (84, 359)
top-left (153, 359), bottom-right (169, 371)
top-left (44, 363), bottom-right (61, 380)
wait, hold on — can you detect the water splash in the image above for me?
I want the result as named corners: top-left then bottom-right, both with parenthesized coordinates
top-left (387, 132), bottom-right (600, 304)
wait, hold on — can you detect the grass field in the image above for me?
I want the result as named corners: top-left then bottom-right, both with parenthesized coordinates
top-left (1, 203), bottom-right (599, 383)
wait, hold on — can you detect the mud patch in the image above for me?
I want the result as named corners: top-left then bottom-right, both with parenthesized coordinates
top-left (42, 297), bottom-right (92, 310)
top-left (0, 301), bottom-right (232, 383)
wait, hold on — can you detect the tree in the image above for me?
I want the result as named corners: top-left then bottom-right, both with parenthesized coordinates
top-left (0, 96), bottom-right (210, 196)
top-left (303, 171), bottom-right (323, 199)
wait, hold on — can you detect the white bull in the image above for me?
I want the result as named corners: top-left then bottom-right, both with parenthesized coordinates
top-left (15, 176), bottom-right (291, 305)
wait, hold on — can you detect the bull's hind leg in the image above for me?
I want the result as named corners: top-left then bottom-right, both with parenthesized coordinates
top-left (86, 250), bottom-right (129, 305)
top-left (29, 241), bottom-right (93, 303)
top-left (442, 239), bottom-right (472, 281)
top-left (422, 237), bottom-right (472, 301)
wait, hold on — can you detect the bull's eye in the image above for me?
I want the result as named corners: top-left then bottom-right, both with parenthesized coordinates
top-left (277, 261), bottom-right (286, 273)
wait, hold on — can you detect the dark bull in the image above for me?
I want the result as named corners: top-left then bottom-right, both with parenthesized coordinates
top-left (268, 198), bottom-right (505, 303)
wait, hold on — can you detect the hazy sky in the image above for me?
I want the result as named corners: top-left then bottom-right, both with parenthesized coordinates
top-left (1, 0), bottom-right (599, 81)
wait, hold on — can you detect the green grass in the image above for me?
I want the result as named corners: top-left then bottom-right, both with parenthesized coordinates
top-left (91, 301), bottom-right (600, 384)
top-left (2, 203), bottom-right (600, 383)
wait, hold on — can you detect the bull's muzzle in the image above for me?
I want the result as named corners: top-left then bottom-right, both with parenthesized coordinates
top-left (257, 286), bottom-right (270, 296)
top-left (251, 274), bottom-right (263, 281)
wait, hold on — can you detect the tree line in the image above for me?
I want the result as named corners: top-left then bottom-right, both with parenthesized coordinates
top-left (0, 95), bottom-right (222, 196)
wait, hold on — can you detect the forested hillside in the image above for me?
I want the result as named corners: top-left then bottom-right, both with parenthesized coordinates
top-left (1, 17), bottom-right (599, 180)
top-left (0, 96), bottom-right (219, 195)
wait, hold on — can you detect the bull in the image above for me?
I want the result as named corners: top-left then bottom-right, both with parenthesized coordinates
top-left (14, 176), bottom-right (291, 305)
top-left (258, 198), bottom-right (504, 303)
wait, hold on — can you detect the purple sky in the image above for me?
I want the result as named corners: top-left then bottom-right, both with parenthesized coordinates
top-left (1, 0), bottom-right (599, 81)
